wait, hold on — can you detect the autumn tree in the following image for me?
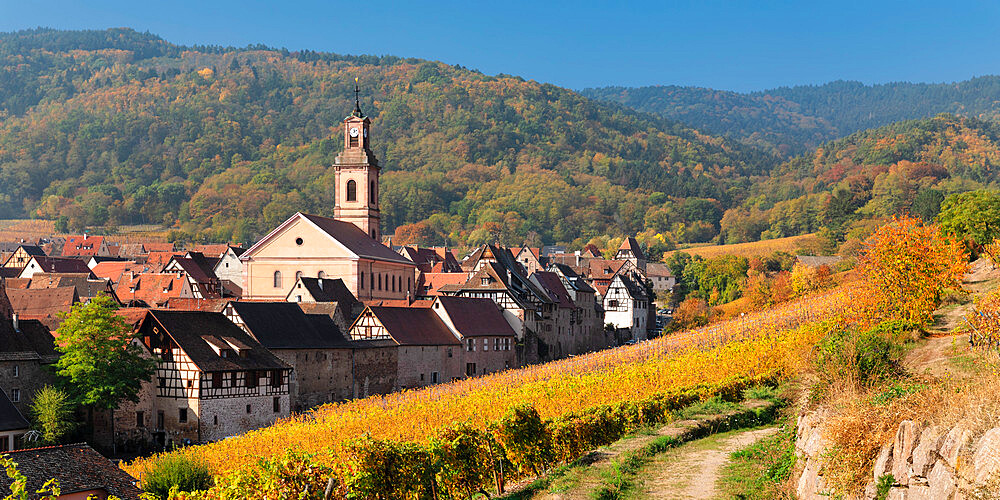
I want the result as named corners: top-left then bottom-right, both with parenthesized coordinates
top-left (858, 216), bottom-right (968, 326)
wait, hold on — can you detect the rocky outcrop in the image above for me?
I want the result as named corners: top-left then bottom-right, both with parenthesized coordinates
top-left (796, 414), bottom-right (1000, 499)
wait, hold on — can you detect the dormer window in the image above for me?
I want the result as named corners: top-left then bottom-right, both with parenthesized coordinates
top-left (481, 277), bottom-right (491, 286)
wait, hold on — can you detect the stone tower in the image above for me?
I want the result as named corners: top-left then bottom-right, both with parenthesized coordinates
top-left (334, 82), bottom-right (381, 240)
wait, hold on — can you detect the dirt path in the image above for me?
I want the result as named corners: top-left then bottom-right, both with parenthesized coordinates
top-left (905, 258), bottom-right (1000, 378)
top-left (634, 427), bottom-right (778, 500)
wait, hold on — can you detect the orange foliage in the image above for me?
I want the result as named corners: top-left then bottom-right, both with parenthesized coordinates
top-left (858, 216), bottom-right (968, 326)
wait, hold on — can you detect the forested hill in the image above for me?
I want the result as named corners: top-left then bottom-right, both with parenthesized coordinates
top-left (581, 78), bottom-right (1000, 156)
top-left (0, 27), bottom-right (776, 246)
top-left (716, 114), bottom-right (1000, 244)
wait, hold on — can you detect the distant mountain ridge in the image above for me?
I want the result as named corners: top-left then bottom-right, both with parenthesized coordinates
top-left (581, 77), bottom-right (1000, 155)
top-left (0, 28), bottom-right (773, 246)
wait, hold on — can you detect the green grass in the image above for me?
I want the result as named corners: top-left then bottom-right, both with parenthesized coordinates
top-left (715, 419), bottom-right (796, 500)
top-left (589, 435), bottom-right (680, 500)
top-left (673, 396), bottom-right (743, 420)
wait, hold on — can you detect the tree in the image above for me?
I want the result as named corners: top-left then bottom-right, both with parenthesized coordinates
top-left (858, 216), bottom-right (968, 326)
top-left (938, 190), bottom-right (1000, 250)
top-left (53, 295), bottom-right (156, 453)
top-left (29, 386), bottom-right (75, 445)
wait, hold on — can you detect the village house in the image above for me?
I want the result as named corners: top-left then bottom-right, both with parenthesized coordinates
top-left (614, 237), bottom-right (647, 273)
top-left (348, 305), bottom-right (462, 389)
top-left (398, 246), bottom-right (462, 274)
top-left (62, 235), bottom-right (112, 258)
top-left (646, 262), bottom-right (676, 296)
top-left (224, 301), bottom-right (396, 411)
top-left (144, 251), bottom-right (186, 272)
top-left (430, 296), bottom-right (518, 376)
top-left (530, 271), bottom-right (579, 357)
top-left (0, 443), bottom-right (142, 499)
top-left (120, 310), bottom-right (292, 447)
top-left (601, 272), bottom-right (650, 342)
top-left (18, 256), bottom-right (94, 279)
top-left (445, 244), bottom-right (560, 364)
top-left (163, 253), bottom-right (230, 299)
top-left (0, 391), bottom-right (28, 452)
top-left (114, 273), bottom-right (194, 308)
top-left (0, 282), bottom-right (59, 421)
top-left (287, 277), bottom-right (366, 333)
top-left (549, 263), bottom-right (608, 352)
top-left (91, 261), bottom-right (153, 285)
top-left (27, 272), bottom-right (118, 302)
top-left (515, 246), bottom-right (545, 273)
top-left (1, 245), bottom-right (45, 270)
top-left (5, 287), bottom-right (78, 331)
top-left (190, 244), bottom-right (246, 290)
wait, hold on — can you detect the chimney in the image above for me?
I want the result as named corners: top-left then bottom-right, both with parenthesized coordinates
top-left (12, 313), bottom-right (19, 332)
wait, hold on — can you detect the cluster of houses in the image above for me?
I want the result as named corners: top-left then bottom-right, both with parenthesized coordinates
top-left (0, 102), bottom-right (674, 459)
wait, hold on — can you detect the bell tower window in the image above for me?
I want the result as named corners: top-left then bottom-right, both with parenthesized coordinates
top-left (346, 180), bottom-right (357, 202)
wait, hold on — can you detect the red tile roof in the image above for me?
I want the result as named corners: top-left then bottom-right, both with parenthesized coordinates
top-left (419, 272), bottom-right (468, 297)
top-left (114, 273), bottom-right (190, 307)
top-left (531, 271), bottom-right (575, 309)
top-left (435, 296), bottom-right (516, 337)
top-left (368, 307), bottom-right (461, 346)
top-left (0, 443), bottom-right (141, 499)
top-left (6, 287), bottom-right (78, 329)
top-left (62, 235), bottom-right (105, 257)
top-left (92, 261), bottom-right (151, 283)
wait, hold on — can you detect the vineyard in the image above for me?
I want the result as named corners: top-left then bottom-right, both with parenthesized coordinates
top-left (664, 233), bottom-right (822, 260)
top-left (124, 285), bottom-right (858, 492)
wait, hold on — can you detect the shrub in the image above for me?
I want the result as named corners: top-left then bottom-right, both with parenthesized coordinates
top-left (493, 404), bottom-right (552, 477)
top-left (430, 423), bottom-right (493, 499)
top-left (29, 385), bottom-right (75, 445)
top-left (342, 435), bottom-right (435, 500)
top-left (142, 454), bottom-right (213, 499)
top-left (814, 321), bottom-right (910, 390)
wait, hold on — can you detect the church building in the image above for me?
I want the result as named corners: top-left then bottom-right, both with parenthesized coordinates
top-left (241, 91), bottom-right (417, 301)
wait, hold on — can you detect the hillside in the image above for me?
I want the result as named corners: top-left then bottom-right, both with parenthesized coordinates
top-left (717, 114), bottom-right (1000, 244)
top-left (582, 77), bottom-right (1000, 155)
top-left (0, 28), bottom-right (776, 246)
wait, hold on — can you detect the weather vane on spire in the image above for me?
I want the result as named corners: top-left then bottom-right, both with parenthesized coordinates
top-left (353, 77), bottom-right (363, 117)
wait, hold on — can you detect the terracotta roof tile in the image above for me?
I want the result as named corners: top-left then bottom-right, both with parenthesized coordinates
top-left (0, 443), bottom-right (141, 499)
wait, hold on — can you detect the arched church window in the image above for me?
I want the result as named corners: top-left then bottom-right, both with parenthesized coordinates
top-left (318, 271), bottom-right (326, 279)
top-left (273, 271), bottom-right (282, 288)
top-left (370, 180), bottom-right (377, 204)
top-left (346, 180), bottom-right (357, 202)
top-left (295, 271), bottom-right (303, 281)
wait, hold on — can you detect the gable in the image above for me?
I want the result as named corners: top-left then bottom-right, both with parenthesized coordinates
top-left (245, 216), bottom-right (357, 260)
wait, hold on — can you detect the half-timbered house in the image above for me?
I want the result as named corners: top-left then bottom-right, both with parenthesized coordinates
top-left (1, 245), bottom-right (45, 270)
top-left (224, 301), bottom-right (396, 411)
top-left (131, 310), bottom-right (291, 444)
top-left (602, 272), bottom-right (649, 342)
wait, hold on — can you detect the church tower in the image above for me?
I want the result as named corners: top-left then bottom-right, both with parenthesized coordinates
top-left (334, 81), bottom-right (381, 240)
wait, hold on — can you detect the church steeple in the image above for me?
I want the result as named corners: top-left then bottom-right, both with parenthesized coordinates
top-left (334, 80), bottom-right (381, 241)
top-left (352, 78), bottom-right (364, 118)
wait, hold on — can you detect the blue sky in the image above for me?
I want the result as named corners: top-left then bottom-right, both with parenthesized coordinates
top-left (1, 0), bottom-right (999, 92)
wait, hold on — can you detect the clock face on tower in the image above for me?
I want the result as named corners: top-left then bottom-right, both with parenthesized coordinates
top-left (349, 127), bottom-right (359, 138)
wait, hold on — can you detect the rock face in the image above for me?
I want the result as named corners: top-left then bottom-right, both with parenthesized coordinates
top-left (795, 415), bottom-right (1000, 500)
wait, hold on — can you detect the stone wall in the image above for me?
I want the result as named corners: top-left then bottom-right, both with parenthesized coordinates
top-left (796, 411), bottom-right (1000, 499)
top-left (0, 359), bottom-right (56, 417)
